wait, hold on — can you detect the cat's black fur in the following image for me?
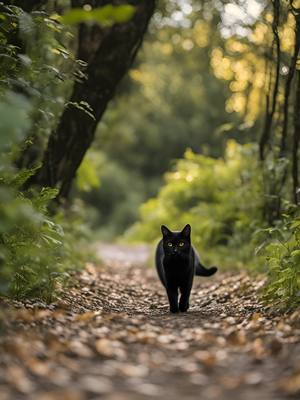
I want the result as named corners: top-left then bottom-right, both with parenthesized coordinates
top-left (155, 224), bottom-right (217, 313)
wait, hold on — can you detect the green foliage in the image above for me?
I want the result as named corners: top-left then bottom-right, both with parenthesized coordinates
top-left (0, 92), bottom-right (86, 301)
top-left (0, 4), bottom-right (91, 302)
top-left (0, 2), bottom-right (80, 169)
top-left (0, 155), bottom-right (92, 301)
top-left (128, 140), bottom-right (264, 268)
top-left (0, 96), bottom-right (62, 300)
top-left (61, 5), bottom-right (136, 26)
top-left (255, 207), bottom-right (300, 309)
top-left (1, 187), bottom-right (58, 299)
top-left (0, 92), bottom-right (32, 146)
top-left (81, 156), bottom-right (150, 238)
top-left (0, 195), bottom-right (91, 302)
top-left (76, 150), bottom-right (102, 192)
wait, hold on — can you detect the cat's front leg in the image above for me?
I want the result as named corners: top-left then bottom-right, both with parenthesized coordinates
top-left (179, 285), bottom-right (191, 312)
top-left (166, 287), bottom-right (179, 313)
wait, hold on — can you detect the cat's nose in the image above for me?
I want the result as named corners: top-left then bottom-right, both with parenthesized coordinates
top-left (173, 247), bottom-right (178, 253)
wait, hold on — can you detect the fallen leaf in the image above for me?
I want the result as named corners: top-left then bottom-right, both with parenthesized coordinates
top-left (75, 311), bottom-right (99, 322)
top-left (194, 351), bottom-right (217, 368)
top-left (279, 372), bottom-right (300, 394)
top-left (79, 376), bottom-right (112, 394)
top-left (32, 388), bottom-right (86, 400)
top-left (5, 365), bottom-right (34, 393)
top-left (119, 364), bottom-right (148, 377)
top-left (251, 338), bottom-right (267, 361)
top-left (26, 357), bottom-right (51, 376)
top-left (226, 329), bottom-right (247, 346)
top-left (95, 338), bottom-right (125, 359)
top-left (68, 341), bottom-right (93, 358)
top-left (244, 372), bottom-right (263, 385)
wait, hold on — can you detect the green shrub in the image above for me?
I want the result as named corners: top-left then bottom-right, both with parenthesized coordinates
top-left (0, 177), bottom-right (91, 302)
top-left (255, 205), bottom-right (300, 309)
top-left (0, 91), bottom-right (89, 301)
top-left (0, 4), bottom-right (92, 302)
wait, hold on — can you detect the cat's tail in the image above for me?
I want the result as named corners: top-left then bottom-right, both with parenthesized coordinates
top-left (195, 263), bottom-right (218, 277)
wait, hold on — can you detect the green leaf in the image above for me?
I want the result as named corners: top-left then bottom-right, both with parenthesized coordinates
top-left (111, 5), bottom-right (136, 23)
top-left (41, 234), bottom-right (63, 246)
top-left (9, 165), bottom-right (41, 188)
top-left (66, 101), bottom-right (95, 120)
top-left (61, 5), bottom-right (135, 26)
top-left (254, 240), bottom-right (269, 255)
top-left (291, 250), bottom-right (300, 263)
top-left (0, 92), bottom-right (32, 149)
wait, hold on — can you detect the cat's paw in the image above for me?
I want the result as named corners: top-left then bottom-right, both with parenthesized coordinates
top-left (170, 306), bottom-right (179, 313)
top-left (179, 303), bottom-right (189, 312)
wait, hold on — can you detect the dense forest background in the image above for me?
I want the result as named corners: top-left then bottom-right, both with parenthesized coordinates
top-left (0, 0), bottom-right (300, 307)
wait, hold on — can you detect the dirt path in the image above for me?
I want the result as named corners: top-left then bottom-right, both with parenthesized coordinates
top-left (0, 244), bottom-right (300, 400)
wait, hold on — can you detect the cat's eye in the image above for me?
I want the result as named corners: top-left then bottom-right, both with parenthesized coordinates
top-left (179, 242), bottom-right (185, 247)
top-left (167, 242), bottom-right (173, 247)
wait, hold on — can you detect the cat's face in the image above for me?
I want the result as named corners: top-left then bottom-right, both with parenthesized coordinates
top-left (161, 224), bottom-right (191, 257)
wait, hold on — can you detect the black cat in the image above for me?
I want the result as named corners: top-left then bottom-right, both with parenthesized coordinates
top-left (155, 224), bottom-right (217, 313)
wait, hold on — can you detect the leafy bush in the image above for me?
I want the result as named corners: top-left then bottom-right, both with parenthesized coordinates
top-left (0, 190), bottom-right (91, 301)
top-left (1, 186), bottom-right (62, 300)
top-left (0, 91), bottom-right (90, 301)
top-left (128, 140), bottom-right (264, 268)
top-left (0, 2), bottom-right (92, 301)
top-left (256, 206), bottom-right (300, 309)
top-left (0, 3), bottom-right (77, 151)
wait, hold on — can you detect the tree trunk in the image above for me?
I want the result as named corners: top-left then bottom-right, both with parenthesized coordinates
top-left (259, 0), bottom-right (281, 161)
top-left (279, 7), bottom-right (300, 156)
top-left (28, 0), bottom-right (156, 200)
top-left (292, 70), bottom-right (300, 204)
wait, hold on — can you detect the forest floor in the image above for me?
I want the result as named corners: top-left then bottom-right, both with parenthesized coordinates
top-left (0, 243), bottom-right (300, 400)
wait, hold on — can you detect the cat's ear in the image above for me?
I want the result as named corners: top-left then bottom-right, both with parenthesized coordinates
top-left (161, 225), bottom-right (171, 237)
top-left (181, 224), bottom-right (191, 237)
